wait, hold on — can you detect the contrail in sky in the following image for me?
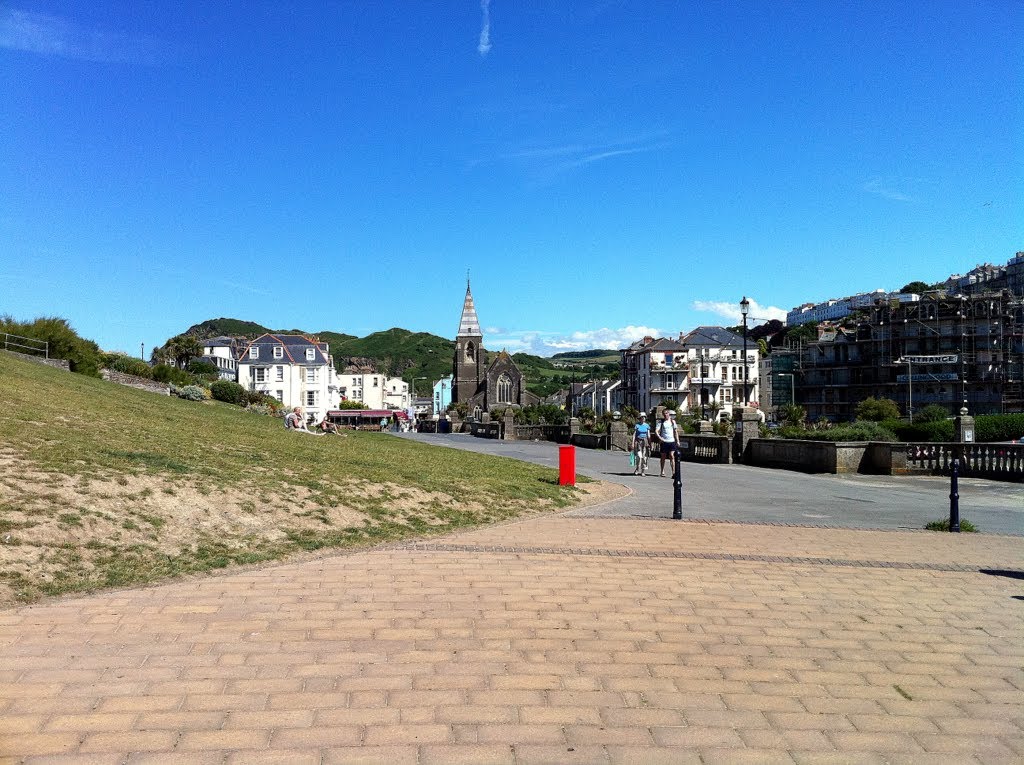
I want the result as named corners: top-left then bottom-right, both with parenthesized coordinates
top-left (477, 0), bottom-right (492, 56)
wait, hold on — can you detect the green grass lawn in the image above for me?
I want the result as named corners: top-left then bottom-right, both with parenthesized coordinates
top-left (0, 353), bottom-right (579, 604)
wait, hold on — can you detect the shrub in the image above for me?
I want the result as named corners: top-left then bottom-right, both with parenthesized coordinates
top-left (888, 419), bottom-right (953, 443)
top-left (976, 413), bottom-right (1024, 443)
top-left (773, 422), bottom-right (897, 442)
top-left (925, 518), bottom-right (978, 532)
top-left (107, 354), bottom-right (153, 379)
top-left (151, 364), bottom-right (197, 386)
top-left (172, 384), bottom-right (207, 402)
top-left (0, 314), bottom-right (103, 377)
top-left (855, 397), bottom-right (901, 422)
top-left (187, 360), bottom-right (219, 378)
top-left (244, 403), bottom-right (275, 416)
top-left (914, 404), bottom-right (949, 423)
top-left (338, 400), bottom-right (367, 410)
top-left (210, 380), bottom-right (246, 405)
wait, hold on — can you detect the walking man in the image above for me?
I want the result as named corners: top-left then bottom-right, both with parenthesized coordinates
top-left (657, 409), bottom-right (680, 477)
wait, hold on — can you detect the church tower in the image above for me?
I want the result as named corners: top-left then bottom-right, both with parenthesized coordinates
top-left (452, 280), bottom-right (484, 403)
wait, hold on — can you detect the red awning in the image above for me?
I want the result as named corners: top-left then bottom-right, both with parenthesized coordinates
top-left (327, 409), bottom-right (408, 419)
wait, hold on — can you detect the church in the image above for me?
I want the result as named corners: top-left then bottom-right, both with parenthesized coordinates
top-left (452, 282), bottom-right (539, 414)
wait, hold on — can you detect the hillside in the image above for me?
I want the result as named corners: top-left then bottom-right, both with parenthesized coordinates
top-left (0, 352), bottom-right (582, 606)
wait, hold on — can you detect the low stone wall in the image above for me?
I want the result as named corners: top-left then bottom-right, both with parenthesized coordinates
top-left (2, 350), bottom-right (70, 371)
top-left (570, 432), bottom-right (607, 450)
top-left (469, 421), bottom-right (501, 439)
top-left (746, 439), bottom-right (868, 474)
top-left (512, 425), bottom-right (570, 444)
top-left (101, 369), bottom-right (171, 396)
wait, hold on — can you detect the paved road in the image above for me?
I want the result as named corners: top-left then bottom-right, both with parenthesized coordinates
top-left (399, 433), bottom-right (1024, 536)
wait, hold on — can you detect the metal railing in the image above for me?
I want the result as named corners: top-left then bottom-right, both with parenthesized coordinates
top-left (2, 332), bottom-right (48, 358)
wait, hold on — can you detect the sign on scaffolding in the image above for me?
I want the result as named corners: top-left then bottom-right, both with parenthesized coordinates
top-left (897, 354), bottom-right (959, 364)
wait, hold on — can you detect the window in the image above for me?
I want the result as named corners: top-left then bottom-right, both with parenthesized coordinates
top-left (496, 374), bottom-right (513, 403)
top-left (275, 390), bottom-right (283, 402)
top-left (275, 366), bottom-right (284, 382)
top-left (701, 366), bottom-right (709, 378)
top-left (723, 389), bottom-right (732, 402)
top-left (664, 353), bottom-right (673, 366)
top-left (721, 367), bottom-right (728, 381)
top-left (254, 367), bottom-right (267, 383)
top-left (305, 348), bottom-right (316, 361)
top-left (373, 377), bottom-right (379, 387)
top-left (249, 347), bottom-right (259, 359)
top-left (466, 341), bottom-right (476, 362)
top-left (306, 390), bottom-right (318, 407)
top-left (273, 346), bottom-right (283, 359)
top-left (306, 368), bottom-right (318, 383)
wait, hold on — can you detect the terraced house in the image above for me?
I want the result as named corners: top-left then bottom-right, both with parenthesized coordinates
top-left (237, 334), bottom-right (338, 423)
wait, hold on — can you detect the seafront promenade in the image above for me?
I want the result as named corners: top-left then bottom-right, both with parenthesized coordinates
top-left (1, 437), bottom-right (1022, 763)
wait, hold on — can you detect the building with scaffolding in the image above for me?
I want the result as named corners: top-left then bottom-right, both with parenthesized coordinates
top-left (780, 288), bottom-right (1023, 421)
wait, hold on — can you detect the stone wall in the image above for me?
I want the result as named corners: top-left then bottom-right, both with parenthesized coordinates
top-left (746, 439), bottom-right (869, 474)
top-left (101, 369), bottom-right (171, 396)
top-left (2, 350), bottom-right (70, 371)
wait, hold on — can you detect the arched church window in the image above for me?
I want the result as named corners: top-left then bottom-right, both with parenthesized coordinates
top-left (466, 341), bottom-right (476, 363)
top-left (497, 374), bottom-right (513, 403)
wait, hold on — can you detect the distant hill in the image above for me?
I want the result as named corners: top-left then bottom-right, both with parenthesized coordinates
top-left (181, 317), bottom-right (276, 339)
top-left (551, 349), bottom-right (618, 360)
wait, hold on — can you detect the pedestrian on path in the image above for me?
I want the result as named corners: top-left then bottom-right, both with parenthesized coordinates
top-left (631, 412), bottom-right (651, 476)
top-left (657, 409), bottom-right (680, 477)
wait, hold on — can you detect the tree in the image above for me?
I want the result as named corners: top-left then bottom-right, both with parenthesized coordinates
top-left (165, 335), bottom-right (203, 368)
top-left (855, 397), bottom-right (901, 422)
top-left (900, 281), bottom-right (931, 295)
top-left (338, 400), bottom-right (367, 410)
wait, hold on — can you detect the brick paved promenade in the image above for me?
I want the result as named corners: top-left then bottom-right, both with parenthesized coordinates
top-left (2, 507), bottom-right (1023, 763)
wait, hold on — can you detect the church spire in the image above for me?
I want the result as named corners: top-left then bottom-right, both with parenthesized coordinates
top-left (457, 281), bottom-right (483, 338)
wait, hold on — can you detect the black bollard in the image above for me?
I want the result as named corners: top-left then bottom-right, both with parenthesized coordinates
top-left (672, 455), bottom-right (682, 519)
top-left (949, 457), bottom-right (960, 533)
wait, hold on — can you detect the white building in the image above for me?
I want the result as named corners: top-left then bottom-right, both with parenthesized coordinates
top-left (634, 338), bottom-right (688, 413)
top-left (336, 373), bottom-right (410, 410)
top-left (570, 379), bottom-right (622, 418)
top-left (237, 334), bottom-right (338, 423)
top-left (678, 326), bottom-right (760, 420)
top-left (200, 337), bottom-right (240, 380)
top-left (787, 290), bottom-right (919, 326)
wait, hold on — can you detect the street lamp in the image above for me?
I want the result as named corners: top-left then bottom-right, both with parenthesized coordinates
top-left (740, 296), bottom-right (750, 406)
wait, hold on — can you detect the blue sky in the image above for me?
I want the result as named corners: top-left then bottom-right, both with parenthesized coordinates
top-left (2, 1), bottom-right (1021, 356)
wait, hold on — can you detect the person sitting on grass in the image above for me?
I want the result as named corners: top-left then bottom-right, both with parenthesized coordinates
top-left (284, 407), bottom-right (318, 434)
top-left (319, 416), bottom-right (337, 435)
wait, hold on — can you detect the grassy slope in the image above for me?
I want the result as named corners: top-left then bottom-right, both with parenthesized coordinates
top-left (0, 353), bottom-right (577, 604)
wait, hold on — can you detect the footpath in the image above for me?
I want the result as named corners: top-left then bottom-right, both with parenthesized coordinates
top-left (1, 446), bottom-right (1022, 763)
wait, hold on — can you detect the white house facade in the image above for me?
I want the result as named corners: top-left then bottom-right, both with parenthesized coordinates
top-left (200, 337), bottom-right (240, 380)
top-left (237, 334), bottom-right (338, 423)
top-left (336, 373), bottom-right (410, 410)
top-left (679, 326), bottom-right (759, 420)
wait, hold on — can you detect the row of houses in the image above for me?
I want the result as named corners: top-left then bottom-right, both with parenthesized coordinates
top-left (201, 334), bottom-right (410, 424)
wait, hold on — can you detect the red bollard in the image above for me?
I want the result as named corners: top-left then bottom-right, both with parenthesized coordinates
top-left (558, 444), bottom-right (576, 486)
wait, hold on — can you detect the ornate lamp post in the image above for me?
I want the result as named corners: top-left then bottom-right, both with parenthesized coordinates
top-left (740, 296), bottom-right (750, 406)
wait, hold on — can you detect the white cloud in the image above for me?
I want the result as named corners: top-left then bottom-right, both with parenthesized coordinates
top-left (862, 178), bottom-right (914, 203)
top-left (692, 299), bottom-right (787, 325)
top-left (0, 8), bottom-right (163, 63)
top-left (486, 325), bottom-right (663, 356)
top-left (477, 0), bottom-right (492, 56)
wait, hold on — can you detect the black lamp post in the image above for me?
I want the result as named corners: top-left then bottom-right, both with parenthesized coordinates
top-left (740, 296), bottom-right (750, 406)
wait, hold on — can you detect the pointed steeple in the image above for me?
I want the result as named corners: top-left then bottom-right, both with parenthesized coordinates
top-left (457, 281), bottom-right (483, 338)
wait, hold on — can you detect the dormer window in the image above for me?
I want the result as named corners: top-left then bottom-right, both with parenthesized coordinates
top-left (249, 347), bottom-right (259, 359)
top-left (273, 346), bottom-right (283, 359)
top-left (305, 348), bottom-right (316, 361)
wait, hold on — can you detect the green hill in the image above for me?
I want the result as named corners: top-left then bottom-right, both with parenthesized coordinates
top-left (0, 351), bottom-right (578, 605)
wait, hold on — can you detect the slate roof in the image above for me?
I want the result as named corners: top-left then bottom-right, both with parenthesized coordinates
top-left (644, 337), bottom-right (687, 352)
top-left (239, 334), bottom-right (330, 365)
top-left (680, 326), bottom-right (746, 349)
